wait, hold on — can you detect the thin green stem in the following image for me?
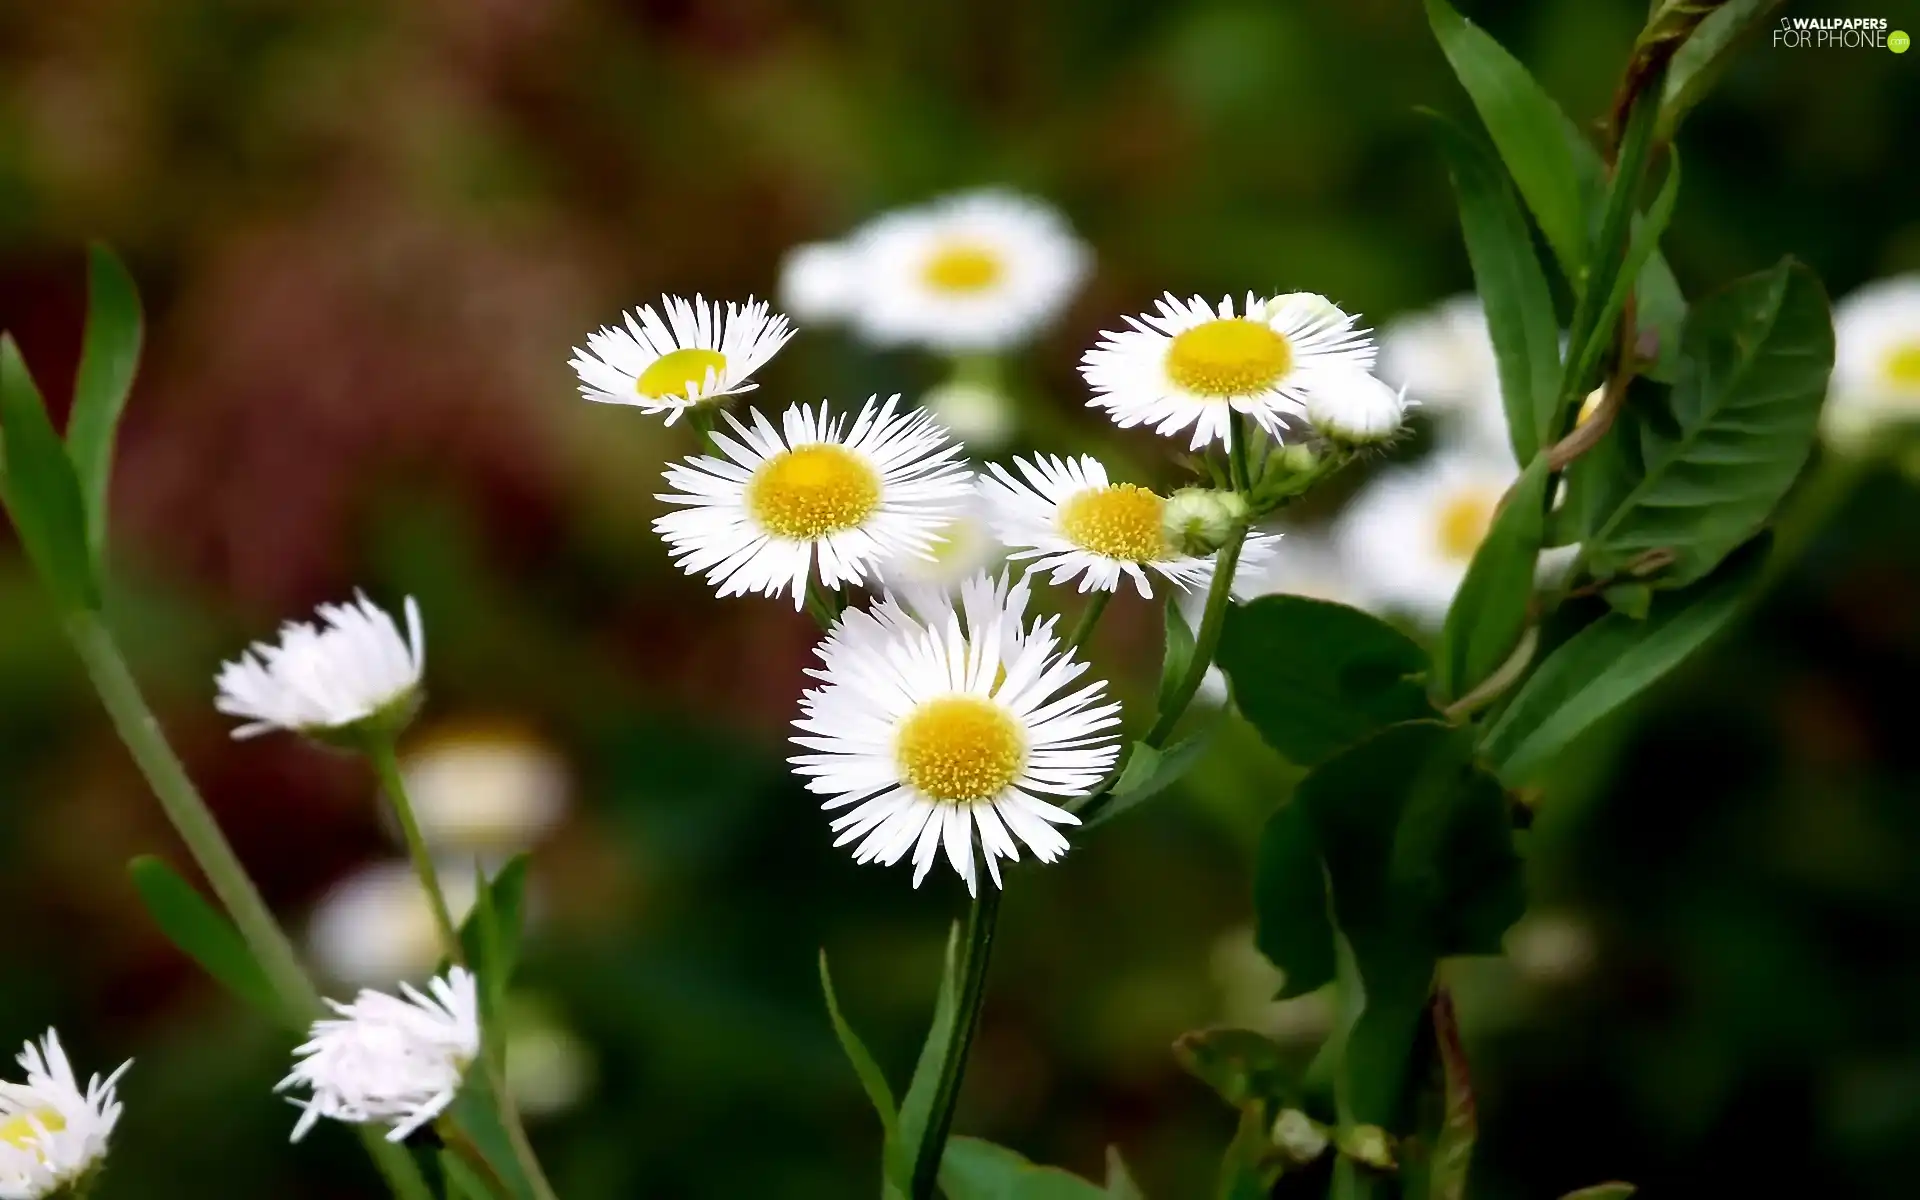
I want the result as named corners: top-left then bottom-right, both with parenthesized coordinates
top-left (1145, 520), bottom-right (1247, 747)
top-left (62, 612), bottom-right (435, 1200)
top-left (909, 883), bottom-right (1003, 1200)
top-left (367, 741), bottom-right (464, 966)
top-left (1228, 412), bottom-right (1252, 493)
top-left (1063, 590), bottom-right (1111, 653)
top-left (804, 581), bottom-right (842, 630)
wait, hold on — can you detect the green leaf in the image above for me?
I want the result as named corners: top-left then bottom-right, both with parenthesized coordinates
top-left (438, 1151), bottom-right (497, 1200)
top-left (1218, 597), bottom-right (1436, 768)
top-left (65, 245), bottom-right (143, 566)
top-left (1601, 582), bottom-right (1652, 619)
top-left (1215, 1104), bottom-right (1284, 1200)
top-left (445, 1066), bottom-right (536, 1200)
top-left (1482, 536), bottom-right (1765, 781)
top-left (128, 855), bottom-right (281, 1018)
top-left (1, 336), bottom-right (99, 611)
top-left (893, 923), bottom-right (962, 1193)
top-left (940, 1137), bottom-right (1108, 1200)
top-left (1565, 150), bottom-right (1682, 407)
top-left (1575, 260), bottom-right (1833, 588)
top-left (1437, 454), bottom-right (1552, 701)
top-left (1104, 1147), bottom-right (1146, 1200)
top-left (455, 854), bottom-right (530, 1009)
top-left (1173, 1028), bottom-right (1309, 1111)
top-left (1425, 0), bottom-right (1588, 278)
top-left (1659, 0), bottom-right (1783, 138)
top-left (1424, 111), bottom-right (1562, 463)
top-left (1559, 1186), bottom-right (1636, 1200)
top-left (818, 950), bottom-right (899, 1141)
top-left (1159, 597), bottom-right (1196, 715)
top-left (1084, 722), bottom-right (1219, 832)
top-left (1253, 803), bottom-right (1335, 998)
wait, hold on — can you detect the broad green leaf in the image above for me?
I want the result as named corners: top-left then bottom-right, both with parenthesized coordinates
top-left (818, 950), bottom-right (899, 1140)
top-left (1218, 597), bottom-right (1436, 768)
top-left (1158, 597), bottom-right (1196, 715)
top-left (1253, 803), bottom-right (1335, 998)
top-left (1576, 261), bottom-right (1832, 588)
top-left (445, 1066), bottom-right (536, 1200)
top-left (1424, 111), bottom-right (1562, 463)
top-left (940, 1137), bottom-right (1107, 1200)
top-left (1425, 0), bottom-right (1587, 277)
top-left (455, 854), bottom-right (530, 1004)
top-left (128, 856), bottom-right (280, 1018)
top-left (438, 1150), bottom-right (496, 1200)
top-left (1437, 454), bottom-right (1552, 701)
top-left (1660, 0), bottom-right (1783, 138)
top-left (1559, 1186), bottom-right (1636, 1200)
top-left (1172, 1028), bottom-right (1309, 1111)
top-left (1083, 722), bottom-right (1219, 832)
top-left (1482, 536), bottom-right (1764, 781)
top-left (1601, 582), bottom-right (1652, 619)
top-left (0, 336), bottom-right (99, 612)
top-left (1103, 1147), bottom-right (1145, 1200)
top-left (893, 923), bottom-right (962, 1193)
top-left (1564, 151), bottom-right (1682, 406)
top-left (65, 245), bottom-right (143, 565)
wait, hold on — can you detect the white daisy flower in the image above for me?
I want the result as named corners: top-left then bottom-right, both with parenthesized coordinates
top-left (1378, 294), bottom-right (1499, 420)
top-left (215, 593), bottom-right (424, 740)
top-left (844, 190), bottom-right (1090, 352)
top-left (1080, 291), bottom-right (1375, 450)
top-left (877, 485), bottom-right (1004, 595)
top-left (1825, 273), bottom-right (1920, 450)
top-left (980, 454), bottom-right (1277, 598)
top-left (793, 573), bottom-right (1122, 894)
top-left (779, 242), bottom-right (859, 325)
top-left (570, 295), bottom-right (793, 425)
top-left (0, 1031), bottom-right (130, 1200)
top-left (654, 395), bottom-right (973, 609)
top-left (1333, 448), bottom-right (1519, 625)
top-left (280, 968), bottom-right (481, 1144)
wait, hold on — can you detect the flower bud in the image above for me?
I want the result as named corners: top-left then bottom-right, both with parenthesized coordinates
top-left (1270, 1108), bottom-right (1330, 1165)
top-left (1161, 487), bottom-right (1248, 556)
top-left (1337, 1124), bottom-right (1397, 1171)
top-left (923, 380), bottom-right (1016, 451)
top-left (1304, 369), bottom-right (1409, 446)
top-left (1278, 443), bottom-right (1320, 474)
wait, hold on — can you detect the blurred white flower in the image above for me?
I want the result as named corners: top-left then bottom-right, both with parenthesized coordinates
top-left (570, 295), bottom-right (793, 425)
top-left (1505, 910), bottom-right (1599, 987)
top-left (1303, 368), bottom-right (1411, 446)
top-left (0, 1030), bottom-right (129, 1200)
top-left (1082, 292), bottom-right (1375, 450)
top-left (877, 486), bottom-right (1004, 595)
top-left (281, 968), bottom-right (481, 1143)
top-left (401, 724), bottom-right (570, 854)
top-left (654, 396), bottom-right (973, 609)
top-left (778, 242), bottom-right (859, 325)
top-left (504, 1004), bottom-right (594, 1121)
top-left (792, 573), bottom-right (1121, 894)
top-left (307, 861), bottom-right (479, 988)
top-left (1825, 273), bottom-right (1920, 451)
top-left (980, 454), bottom-right (1276, 597)
top-left (921, 379), bottom-right (1017, 451)
top-left (1334, 448), bottom-right (1518, 625)
top-left (842, 190), bottom-right (1088, 353)
top-left (215, 593), bottom-right (424, 741)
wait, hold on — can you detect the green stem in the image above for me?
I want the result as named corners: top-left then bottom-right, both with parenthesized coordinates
top-left (804, 582), bottom-right (842, 630)
top-left (909, 883), bottom-right (1003, 1200)
top-left (62, 612), bottom-right (435, 1200)
top-left (367, 740), bottom-right (463, 966)
top-left (1063, 590), bottom-right (1111, 653)
top-left (1145, 521), bottom-right (1247, 747)
top-left (1228, 413), bottom-right (1252, 493)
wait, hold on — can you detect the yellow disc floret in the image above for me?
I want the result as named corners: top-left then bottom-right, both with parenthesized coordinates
top-left (1436, 488), bottom-right (1498, 561)
top-left (747, 444), bottom-right (883, 540)
top-left (896, 695), bottom-right (1026, 804)
top-left (0, 1107), bottom-right (64, 1152)
top-left (1059, 484), bottom-right (1171, 562)
top-left (1885, 339), bottom-right (1920, 389)
top-left (922, 243), bottom-right (1004, 294)
top-left (636, 347), bottom-right (728, 399)
top-left (1165, 318), bottom-right (1292, 396)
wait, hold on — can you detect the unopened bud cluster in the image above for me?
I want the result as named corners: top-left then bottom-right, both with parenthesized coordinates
top-left (1161, 488), bottom-right (1249, 556)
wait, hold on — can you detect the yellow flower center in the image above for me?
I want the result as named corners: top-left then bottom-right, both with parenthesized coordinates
top-left (746, 444), bottom-right (882, 540)
top-left (1885, 339), bottom-right (1920, 388)
top-left (922, 243), bottom-right (1004, 294)
top-left (1165, 318), bottom-right (1293, 396)
top-left (1059, 484), bottom-right (1171, 562)
top-left (1436, 488), bottom-right (1499, 561)
top-left (0, 1108), bottom-right (64, 1152)
top-left (635, 347), bottom-right (727, 399)
top-left (896, 695), bottom-right (1026, 804)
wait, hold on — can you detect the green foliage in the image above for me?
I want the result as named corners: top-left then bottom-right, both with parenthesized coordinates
top-left (65, 244), bottom-right (144, 566)
top-left (455, 854), bottom-right (531, 1024)
top-left (444, 1066), bottom-right (537, 1200)
top-left (1218, 597), bottom-right (1436, 768)
top-left (1573, 261), bottom-right (1833, 588)
top-left (1660, 0), bottom-right (1784, 137)
top-left (0, 336), bottom-right (100, 612)
top-left (892, 924), bottom-right (963, 1196)
top-left (1173, 1027), bottom-right (1309, 1111)
top-left (127, 855), bottom-right (280, 1019)
top-left (1481, 537), bottom-right (1767, 782)
top-left (1437, 453), bottom-right (1552, 701)
top-left (1214, 1105), bottom-right (1285, 1200)
top-left (940, 1137), bottom-right (1137, 1199)
top-left (819, 950), bottom-right (899, 1141)
top-left (1559, 1186), bottom-right (1637, 1200)
top-left (438, 1151), bottom-right (497, 1200)
top-left (1253, 802), bottom-right (1336, 998)
top-left (1085, 723), bottom-right (1219, 832)
top-left (1158, 597), bottom-right (1196, 715)
top-left (1424, 112), bottom-right (1562, 463)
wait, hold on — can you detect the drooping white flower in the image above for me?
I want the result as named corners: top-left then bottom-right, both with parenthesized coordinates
top-left (215, 593), bottom-right (425, 740)
top-left (280, 968), bottom-right (481, 1143)
top-left (401, 723), bottom-right (570, 854)
top-left (1333, 448), bottom-right (1519, 624)
top-left (654, 396), bottom-right (973, 609)
top-left (792, 573), bottom-right (1121, 894)
top-left (0, 1031), bottom-right (129, 1200)
top-left (307, 861), bottom-right (480, 988)
top-left (570, 295), bottom-right (793, 425)
top-left (843, 190), bottom-right (1090, 352)
top-left (1825, 273), bottom-right (1920, 450)
top-left (779, 242), bottom-right (859, 326)
top-left (1303, 368), bottom-right (1411, 446)
top-left (1080, 291), bottom-right (1375, 450)
top-left (980, 453), bottom-right (1277, 597)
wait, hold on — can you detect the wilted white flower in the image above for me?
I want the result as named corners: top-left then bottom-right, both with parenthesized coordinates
top-left (281, 968), bottom-right (481, 1143)
top-left (401, 724), bottom-right (570, 853)
top-left (921, 379), bottom-right (1017, 451)
top-left (1333, 448), bottom-right (1517, 624)
top-left (980, 454), bottom-right (1276, 597)
top-left (1825, 273), bottom-right (1920, 450)
top-left (792, 573), bottom-right (1122, 894)
top-left (0, 1031), bottom-right (129, 1200)
top-left (215, 593), bottom-right (424, 741)
top-left (1080, 291), bottom-right (1375, 450)
top-left (844, 190), bottom-right (1090, 352)
top-left (1304, 369), bottom-right (1411, 446)
top-left (654, 396), bottom-right (974, 609)
top-left (778, 242), bottom-right (859, 325)
top-left (307, 861), bottom-right (480, 988)
top-left (570, 295), bottom-right (793, 425)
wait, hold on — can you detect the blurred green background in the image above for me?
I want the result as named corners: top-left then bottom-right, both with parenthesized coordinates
top-left (3, 0), bottom-right (1918, 1196)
